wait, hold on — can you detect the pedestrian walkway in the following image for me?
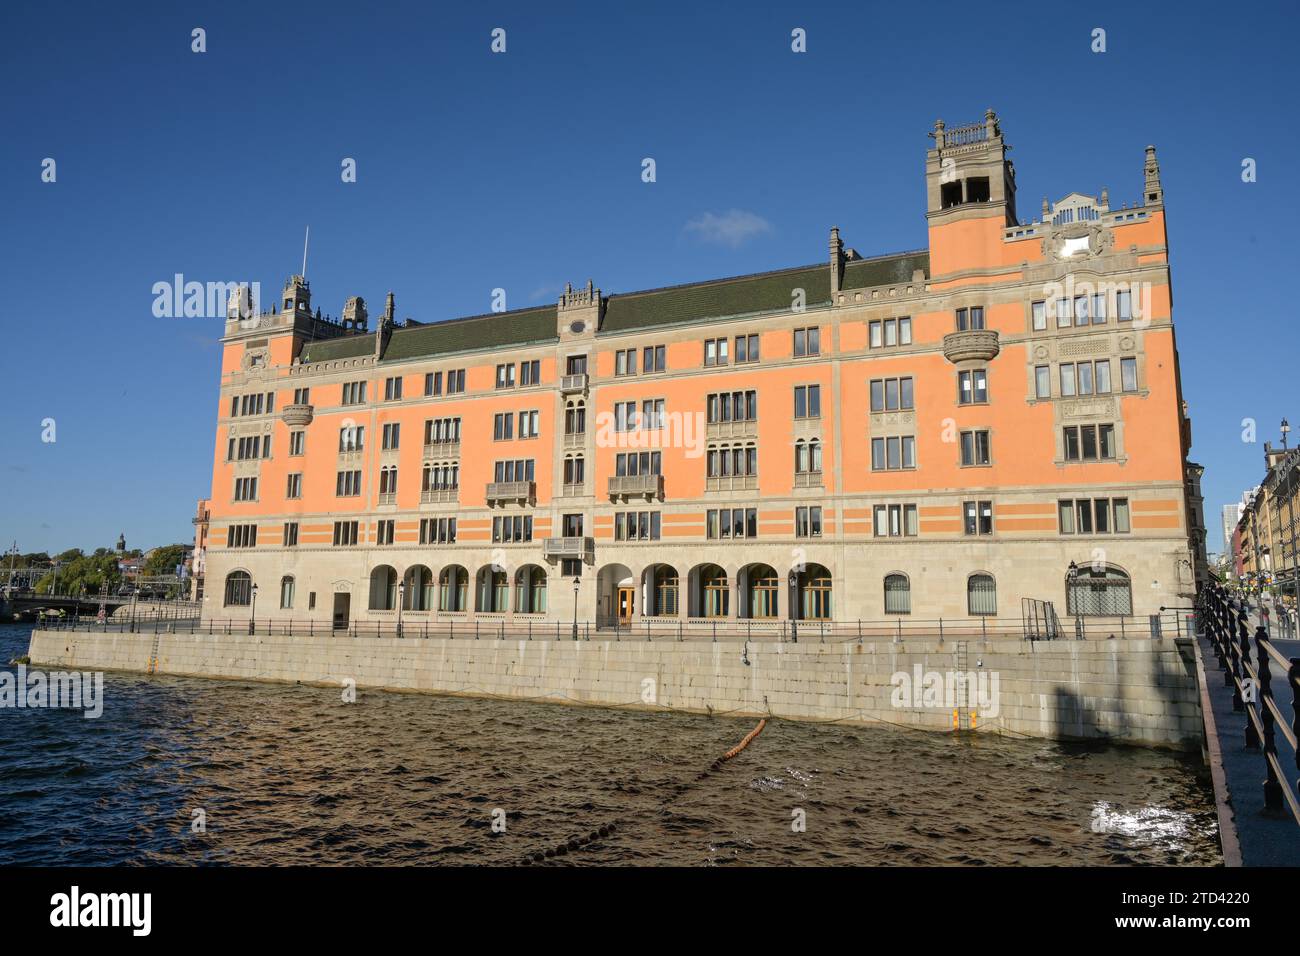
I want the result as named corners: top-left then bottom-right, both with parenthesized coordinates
top-left (1195, 589), bottom-right (1300, 866)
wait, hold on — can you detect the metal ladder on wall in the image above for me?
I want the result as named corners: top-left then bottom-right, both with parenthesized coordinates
top-left (955, 641), bottom-right (971, 731)
top-left (146, 629), bottom-right (162, 675)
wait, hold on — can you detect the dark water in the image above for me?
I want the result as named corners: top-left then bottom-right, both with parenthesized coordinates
top-left (0, 623), bottom-right (1220, 865)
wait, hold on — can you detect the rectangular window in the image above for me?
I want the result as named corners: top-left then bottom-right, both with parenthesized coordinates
top-left (1074, 295), bottom-right (1089, 326)
top-left (794, 384), bottom-right (821, 419)
top-left (956, 306), bottom-right (985, 331)
top-left (1078, 361), bottom-right (1094, 396)
top-left (794, 327), bottom-right (820, 357)
top-left (332, 520), bottom-right (358, 546)
top-left (1060, 364), bottom-right (1077, 397)
top-left (873, 503), bottom-right (918, 537)
top-left (1099, 423), bottom-right (1116, 459)
top-left (1056, 297), bottom-right (1072, 328)
top-left (492, 459), bottom-right (536, 482)
top-left (495, 363), bottom-right (516, 389)
top-left (641, 399), bottom-right (664, 429)
top-left (233, 476), bottom-right (258, 501)
top-left (1076, 500), bottom-right (1093, 534)
top-left (493, 413), bottom-right (514, 441)
top-left (339, 425), bottom-right (365, 452)
top-left (1117, 290), bottom-right (1132, 322)
top-left (519, 360), bottom-right (540, 386)
top-left (1092, 293), bottom-right (1107, 323)
top-left (283, 522), bottom-right (298, 547)
top-left (335, 470), bottom-right (362, 496)
top-left (704, 338), bottom-right (729, 367)
top-left (958, 369), bottom-right (988, 404)
top-left (795, 506), bottom-right (822, 538)
top-left (1113, 498), bottom-right (1131, 533)
top-left (642, 344), bottom-right (667, 373)
top-left (518, 409), bottom-right (540, 438)
top-left (286, 473), bottom-right (302, 499)
top-left (1120, 357), bottom-right (1138, 392)
top-left (382, 422), bottom-right (400, 450)
top-left (735, 334), bottom-right (759, 364)
top-left (1035, 365), bottom-right (1051, 399)
top-left (384, 376), bottom-right (403, 401)
top-left (960, 430), bottom-right (991, 466)
top-left (289, 431), bottom-right (305, 456)
top-left (614, 401), bottom-right (637, 432)
top-left (293, 387), bottom-right (310, 405)
top-left (614, 511), bottom-right (662, 541)
top-left (425, 371), bottom-right (442, 396)
top-left (446, 369), bottom-right (465, 393)
top-left (1031, 300), bottom-right (1046, 330)
top-left (376, 519), bottom-right (395, 546)
top-left (870, 377), bottom-right (914, 412)
top-left (225, 524), bottom-right (257, 548)
top-left (871, 436), bottom-right (915, 471)
top-left (1095, 360), bottom-right (1111, 394)
top-left (1063, 426), bottom-right (1080, 461)
top-left (962, 500), bottom-right (993, 536)
top-left (1058, 500), bottom-right (1075, 534)
top-left (615, 349), bottom-right (637, 376)
top-left (419, 517), bottom-right (457, 545)
top-left (869, 321), bottom-right (882, 348)
top-left (341, 381), bottom-right (367, 405)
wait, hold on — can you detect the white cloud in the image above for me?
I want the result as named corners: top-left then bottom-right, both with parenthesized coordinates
top-left (683, 209), bottom-right (773, 248)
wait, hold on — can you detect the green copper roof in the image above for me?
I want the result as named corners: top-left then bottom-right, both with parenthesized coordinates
top-left (841, 250), bottom-right (929, 291)
top-left (298, 335), bottom-right (371, 363)
top-left (384, 305), bottom-right (558, 362)
top-left (298, 249), bottom-right (929, 365)
top-left (602, 262), bottom-right (830, 332)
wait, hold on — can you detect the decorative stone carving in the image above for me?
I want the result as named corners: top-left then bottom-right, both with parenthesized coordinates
top-left (1042, 222), bottom-right (1115, 261)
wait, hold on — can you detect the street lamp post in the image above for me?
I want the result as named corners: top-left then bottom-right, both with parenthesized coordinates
top-left (572, 575), bottom-right (581, 641)
top-left (249, 582), bottom-right (258, 635)
top-left (1283, 419), bottom-right (1299, 633)
top-left (788, 570), bottom-right (799, 643)
top-left (1067, 560), bottom-right (1083, 640)
top-left (397, 579), bottom-right (406, 639)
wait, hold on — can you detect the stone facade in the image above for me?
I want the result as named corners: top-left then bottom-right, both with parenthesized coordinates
top-left (28, 628), bottom-right (1202, 749)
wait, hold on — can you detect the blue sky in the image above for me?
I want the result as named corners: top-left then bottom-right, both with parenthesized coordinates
top-left (1, 0), bottom-right (1296, 556)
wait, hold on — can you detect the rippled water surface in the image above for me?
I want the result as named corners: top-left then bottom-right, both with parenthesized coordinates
top-left (0, 624), bottom-right (1220, 865)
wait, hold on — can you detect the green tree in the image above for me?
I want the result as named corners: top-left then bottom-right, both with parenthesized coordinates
top-left (35, 553), bottom-right (121, 595)
top-left (144, 544), bottom-right (188, 577)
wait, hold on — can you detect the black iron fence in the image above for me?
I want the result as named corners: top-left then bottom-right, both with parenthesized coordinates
top-left (1201, 582), bottom-right (1300, 825)
top-left (38, 609), bottom-right (1193, 643)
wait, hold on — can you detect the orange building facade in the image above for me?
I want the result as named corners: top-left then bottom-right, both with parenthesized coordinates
top-left (202, 112), bottom-right (1201, 630)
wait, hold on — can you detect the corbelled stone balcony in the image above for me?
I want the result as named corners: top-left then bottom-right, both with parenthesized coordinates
top-left (561, 373), bottom-right (589, 394)
top-left (281, 403), bottom-right (314, 426)
top-left (942, 329), bottom-right (1000, 364)
top-left (485, 480), bottom-right (535, 504)
top-left (543, 536), bottom-right (595, 560)
top-left (607, 473), bottom-right (664, 500)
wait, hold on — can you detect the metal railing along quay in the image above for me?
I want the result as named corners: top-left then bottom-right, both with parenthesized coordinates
top-left (38, 610), bottom-right (1193, 644)
top-left (1201, 582), bottom-right (1300, 827)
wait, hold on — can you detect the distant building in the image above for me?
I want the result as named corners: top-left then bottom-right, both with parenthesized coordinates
top-left (191, 499), bottom-right (210, 601)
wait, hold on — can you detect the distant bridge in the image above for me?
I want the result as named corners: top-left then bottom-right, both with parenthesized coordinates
top-left (1, 592), bottom-right (199, 623)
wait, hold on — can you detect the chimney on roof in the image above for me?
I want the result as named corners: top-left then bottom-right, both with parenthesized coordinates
top-left (829, 226), bottom-right (844, 295)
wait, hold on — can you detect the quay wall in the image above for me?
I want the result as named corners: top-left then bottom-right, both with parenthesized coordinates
top-left (27, 629), bottom-right (1202, 749)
